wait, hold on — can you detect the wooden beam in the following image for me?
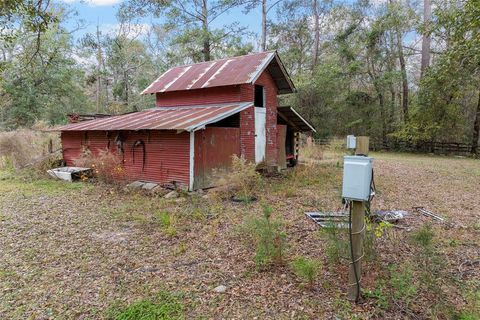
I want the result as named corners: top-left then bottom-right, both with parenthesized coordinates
top-left (277, 110), bottom-right (300, 131)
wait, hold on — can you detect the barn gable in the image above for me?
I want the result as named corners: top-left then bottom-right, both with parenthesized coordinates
top-left (142, 51), bottom-right (295, 95)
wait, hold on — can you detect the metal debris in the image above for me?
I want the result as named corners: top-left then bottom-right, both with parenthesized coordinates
top-left (372, 210), bottom-right (408, 223)
top-left (305, 212), bottom-right (349, 229)
top-left (47, 167), bottom-right (92, 182)
top-left (413, 207), bottom-right (445, 222)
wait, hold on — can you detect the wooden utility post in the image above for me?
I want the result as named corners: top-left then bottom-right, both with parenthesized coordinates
top-left (348, 136), bottom-right (369, 302)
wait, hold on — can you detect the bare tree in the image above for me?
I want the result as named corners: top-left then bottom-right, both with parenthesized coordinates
top-left (311, 0), bottom-right (320, 69)
top-left (244, 0), bottom-right (283, 51)
top-left (420, 0), bottom-right (431, 77)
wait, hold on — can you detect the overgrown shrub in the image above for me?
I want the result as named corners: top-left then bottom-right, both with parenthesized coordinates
top-left (106, 290), bottom-right (184, 320)
top-left (291, 256), bottom-right (321, 287)
top-left (74, 148), bottom-right (126, 184)
top-left (243, 204), bottom-right (286, 270)
top-left (215, 155), bottom-right (262, 202)
top-left (0, 129), bottom-right (60, 169)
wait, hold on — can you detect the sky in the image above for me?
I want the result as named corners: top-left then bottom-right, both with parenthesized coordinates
top-left (57, 0), bottom-right (264, 41)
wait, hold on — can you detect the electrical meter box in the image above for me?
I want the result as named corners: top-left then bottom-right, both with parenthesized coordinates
top-left (342, 156), bottom-right (373, 201)
top-left (346, 135), bottom-right (356, 149)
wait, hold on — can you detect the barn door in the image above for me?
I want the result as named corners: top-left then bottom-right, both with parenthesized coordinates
top-left (255, 107), bottom-right (266, 163)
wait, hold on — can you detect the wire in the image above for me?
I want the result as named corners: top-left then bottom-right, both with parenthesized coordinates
top-left (365, 168), bottom-right (376, 217)
top-left (348, 201), bottom-right (361, 302)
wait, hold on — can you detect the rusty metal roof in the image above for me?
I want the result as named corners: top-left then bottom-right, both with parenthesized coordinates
top-left (277, 106), bottom-right (316, 132)
top-left (142, 51), bottom-right (295, 95)
top-left (52, 103), bottom-right (253, 132)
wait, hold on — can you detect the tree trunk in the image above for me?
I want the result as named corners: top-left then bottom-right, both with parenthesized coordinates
top-left (472, 90), bottom-right (480, 155)
top-left (202, 0), bottom-right (211, 61)
top-left (95, 24), bottom-right (102, 113)
top-left (396, 30), bottom-right (409, 122)
top-left (312, 0), bottom-right (319, 70)
top-left (420, 0), bottom-right (431, 77)
top-left (261, 0), bottom-right (267, 51)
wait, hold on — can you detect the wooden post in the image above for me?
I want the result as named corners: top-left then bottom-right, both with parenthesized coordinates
top-left (348, 136), bottom-right (369, 302)
top-left (348, 201), bottom-right (365, 301)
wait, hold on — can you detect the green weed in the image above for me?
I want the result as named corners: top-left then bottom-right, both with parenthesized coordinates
top-left (242, 204), bottom-right (286, 270)
top-left (410, 224), bottom-right (445, 290)
top-left (319, 221), bottom-right (349, 265)
top-left (456, 288), bottom-right (480, 320)
top-left (411, 224), bottom-right (435, 247)
top-left (155, 212), bottom-right (177, 237)
top-left (365, 263), bottom-right (417, 311)
top-left (106, 290), bottom-right (184, 320)
top-left (390, 264), bottom-right (417, 307)
top-left (291, 256), bottom-right (321, 288)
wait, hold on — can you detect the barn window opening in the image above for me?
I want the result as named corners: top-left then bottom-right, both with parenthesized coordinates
top-left (254, 85), bottom-right (264, 107)
top-left (207, 112), bottom-right (239, 128)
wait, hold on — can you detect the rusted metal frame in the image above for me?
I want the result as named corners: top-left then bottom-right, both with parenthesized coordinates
top-left (288, 106), bottom-right (316, 132)
top-left (186, 103), bottom-right (253, 132)
top-left (248, 51), bottom-right (275, 84)
top-left (62, 109), bottom-right (157, 131)
top-left (271, 54), bottom-right (296, 93)
top-left (202, 59), bottom-right (233, 88)
top-left (116, 108), bottom-right (189, 130)
top-left (277, 110), bottom-right (301, 131)
top-left (149, 107), bottom-right (223, 130)
top-left (160, 65), bottom-right (193, 92)
top-left (141, 67), bottom-right (177, 94)
top-left (173, 107), bottom-right (234, 131)
top-left (186, 61), bottom-right (216, 89)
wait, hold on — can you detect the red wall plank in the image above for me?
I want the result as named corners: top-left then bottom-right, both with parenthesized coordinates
top-left (61, 130), bottom-right (190, 187)
top-left (194, 127), bottom-right (240, 189)
top-left (155, 86), bottom-right (244, 107)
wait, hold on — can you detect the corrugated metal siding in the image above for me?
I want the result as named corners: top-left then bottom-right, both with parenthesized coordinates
top-left (61, 130), bottom-right (190, 187)
top-left (53, 104), bottom-right (252, 132)
top-left (143, 52), bottom-right (275, 94)
top-left (156, 86), bottom-right (243, 107)
top-left (193, 127), bottom-right (240, 189)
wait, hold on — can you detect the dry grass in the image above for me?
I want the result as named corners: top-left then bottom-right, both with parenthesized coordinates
top-left (0, 151), bottom-right (479, 319)
top-left (0, 129), bottom-right (60, 169)
top-left (212, 155), bottom-right (262, 201)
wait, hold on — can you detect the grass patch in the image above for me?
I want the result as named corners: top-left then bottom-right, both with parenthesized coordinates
top-left (106, 290), bottom-right (185, 320)
top-left (154, 211), bottom-right (178, 237)
top-left (0, 169), bottom-right (88, 195)
top-left (291, 256), bottom-right (321, 288)
top-left (364, 263), bottom-right (417, 311)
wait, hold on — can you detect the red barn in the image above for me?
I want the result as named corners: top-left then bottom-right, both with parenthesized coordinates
top-left (55, 51), bottom-right (315, 190)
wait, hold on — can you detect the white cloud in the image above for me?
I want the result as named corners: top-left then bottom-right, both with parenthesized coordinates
top-left (99, 23), bottom-right (152, 39)
top-left (60, 0), bottom-right (123, 7)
